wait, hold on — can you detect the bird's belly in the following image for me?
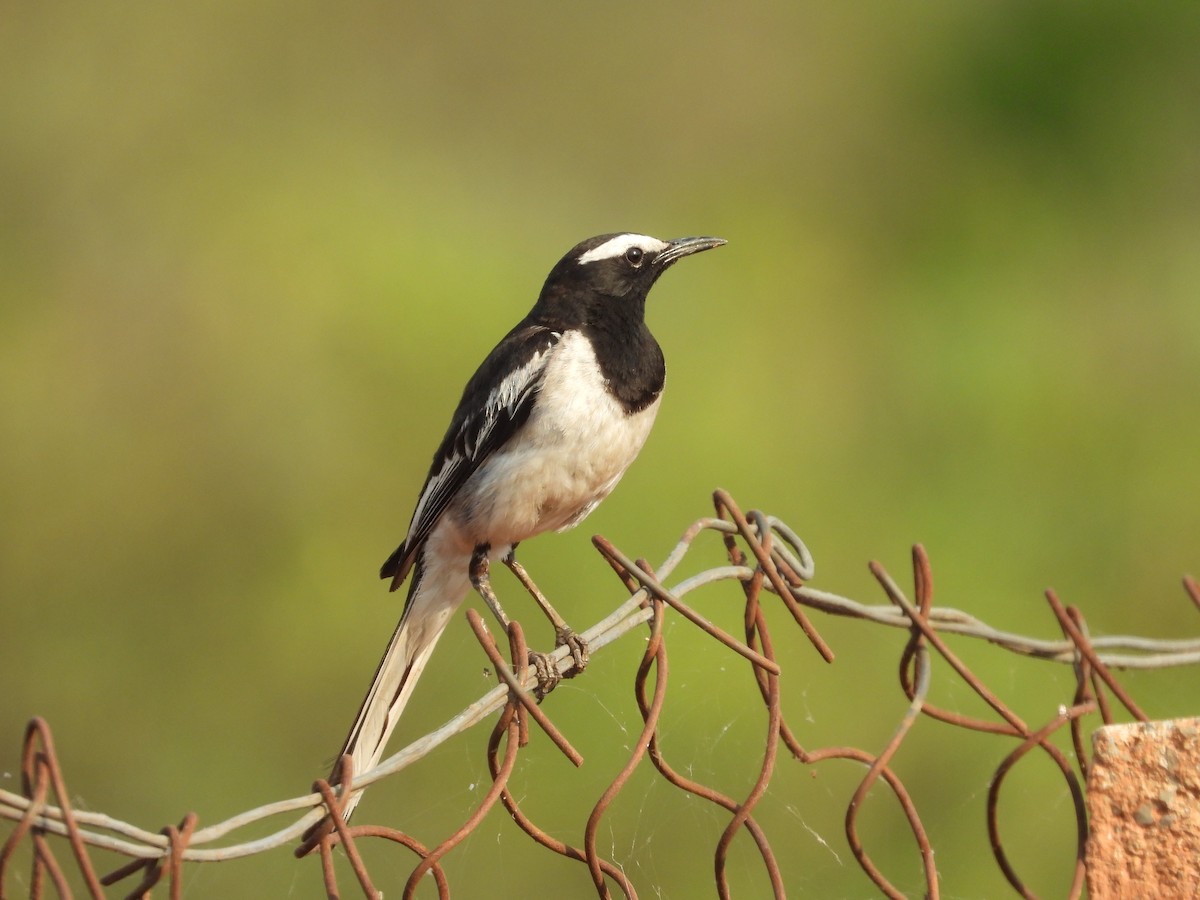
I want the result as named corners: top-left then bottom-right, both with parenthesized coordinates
top-left (456, 385), bottom-right (661, 549)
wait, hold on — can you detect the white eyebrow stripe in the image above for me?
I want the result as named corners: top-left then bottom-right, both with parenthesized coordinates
top-left (576, 233), bottom-right (669, 265)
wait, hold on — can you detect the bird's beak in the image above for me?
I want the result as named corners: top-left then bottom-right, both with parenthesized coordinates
top-left (655, 235), bottom-right (727, 268)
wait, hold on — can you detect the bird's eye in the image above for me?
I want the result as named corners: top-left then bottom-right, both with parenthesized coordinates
top-left (625, 247), bottom-right (644, 266)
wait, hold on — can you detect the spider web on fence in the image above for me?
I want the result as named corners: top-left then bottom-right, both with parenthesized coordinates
top-left (2, 489), bottom-right (1198, 899)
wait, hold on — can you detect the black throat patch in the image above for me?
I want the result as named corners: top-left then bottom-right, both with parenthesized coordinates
top-left (583, 315), bottom-right (665, 414)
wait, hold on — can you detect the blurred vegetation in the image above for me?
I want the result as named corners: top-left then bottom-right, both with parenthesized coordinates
top-left (2, 3), bottom-right (1197, 897)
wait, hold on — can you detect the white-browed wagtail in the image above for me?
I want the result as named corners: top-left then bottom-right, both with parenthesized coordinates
top-left (332, 232), bottom-right (725, 821)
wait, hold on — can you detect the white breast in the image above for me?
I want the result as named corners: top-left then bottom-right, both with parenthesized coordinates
top-left (453, 331), bottom-right (661, 549)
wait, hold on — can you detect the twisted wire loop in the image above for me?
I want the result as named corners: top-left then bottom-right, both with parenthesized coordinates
top-left (99, 814), bottom-right (198, 900)
top-left (0, 718), bottom-right (106, 899)
top-left (2, 490), bottom-right (1199, 898)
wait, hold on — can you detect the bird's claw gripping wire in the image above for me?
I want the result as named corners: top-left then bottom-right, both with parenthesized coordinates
top-left (470, 547), bottom-right (589, 698)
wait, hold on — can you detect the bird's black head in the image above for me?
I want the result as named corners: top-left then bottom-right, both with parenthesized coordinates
top-left (533, 232), bottom-right (726, 326)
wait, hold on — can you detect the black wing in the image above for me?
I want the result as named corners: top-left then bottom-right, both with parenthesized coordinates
top-left (380, 323), bottom-right (561, 590)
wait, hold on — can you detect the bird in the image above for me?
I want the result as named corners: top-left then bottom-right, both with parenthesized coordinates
top-left (330, 231), bottom-right (725, 823)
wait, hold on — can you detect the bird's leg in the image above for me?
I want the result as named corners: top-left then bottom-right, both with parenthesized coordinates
top-left (503, 547), bottom-right (589, 679)
top-left (469, 545), bottom-right (560, 698)
top-left (469, 545), bottom-right (512, 628)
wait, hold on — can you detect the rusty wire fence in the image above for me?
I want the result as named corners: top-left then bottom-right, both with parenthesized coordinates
top-left (2, 489), bottom-right (1199, 899)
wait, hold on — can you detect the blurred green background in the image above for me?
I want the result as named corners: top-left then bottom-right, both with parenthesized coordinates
top-left (2, 3), bottom-right (1198, 897)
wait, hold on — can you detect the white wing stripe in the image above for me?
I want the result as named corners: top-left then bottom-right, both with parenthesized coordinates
top-left (402, 342), bottom-right (554, 548)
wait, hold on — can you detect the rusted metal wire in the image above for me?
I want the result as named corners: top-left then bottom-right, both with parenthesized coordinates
top-left (2, 489), bottom-right (1198, 898)
top-left (0, 718), bottom-right (106, 899)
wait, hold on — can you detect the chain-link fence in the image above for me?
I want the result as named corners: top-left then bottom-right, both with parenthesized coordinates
top-left (3, 490), bottom-right (1198, 898)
